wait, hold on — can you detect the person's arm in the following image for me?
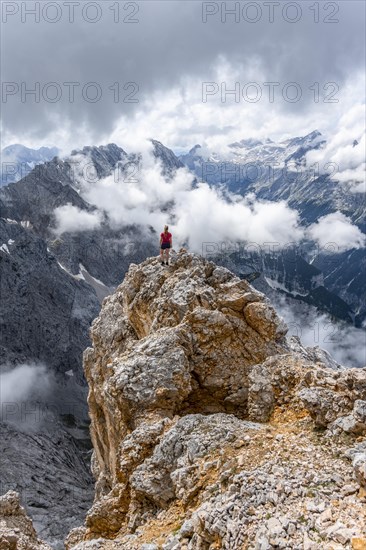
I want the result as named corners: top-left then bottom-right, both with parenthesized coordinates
top-left (160, 235), bottom-right (163, 245)
top-left (169, 235), bottom-right (172, 246)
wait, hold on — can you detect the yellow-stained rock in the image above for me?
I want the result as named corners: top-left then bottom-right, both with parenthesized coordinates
top-left (352, 537), bottom-right (366, 550)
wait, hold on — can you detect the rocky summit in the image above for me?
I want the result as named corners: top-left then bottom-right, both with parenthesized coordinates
top-left (3, 250), bottom-right (365, 549)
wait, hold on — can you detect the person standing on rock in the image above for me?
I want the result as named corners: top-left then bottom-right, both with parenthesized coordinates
top-left (160, 225), bottom-right (172, 266)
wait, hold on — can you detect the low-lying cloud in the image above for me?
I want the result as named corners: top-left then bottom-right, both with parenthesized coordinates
top-left (307, 212), bottom-right (365, 252)
top-left (272, 294), bottom-right (366, 368)
top-left (305, 104), bottom-right (366, 193)
top-left (53, 204), bottom-right (102, 234)
top-left (53, 142), bottom-right (364, 256)
top-left (0, 363), bottom-right (53, 426)
top-left (55, 146), bottom-right (305, 251)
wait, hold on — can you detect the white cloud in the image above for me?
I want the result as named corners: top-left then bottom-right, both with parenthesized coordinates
top-left (0, 363), bottom-right (54, 426)
top-left (305, 103), bottom-right (366, 193)
top-left (307, 212), bottom-right (365, 252)
top-left (50, 133), bottom-right (364, 255)
top-left (3, 60), bottom-right (364, 167)
top-left (53, 203), bottom-right (102, 234)
top-left (172, 184), bottom-right (303, 252)
top-left (73, 143), bottom-right (304, 251)
top-left (272, 294), bottom-right (366, 368)
top-left (0, 363), bottom-right (50, 403)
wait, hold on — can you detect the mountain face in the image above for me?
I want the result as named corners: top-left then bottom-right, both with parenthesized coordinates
top-left (313, 248), bottom-right (366, 326)
top-left (0, 144), bottom-right (126, 236)
top-left (179, 131), bottom-right (365, 230)
top-left (0, 217), bottom-right (100, 547)
top-left (179, 131), bottom-right (366, 327)
top-left (56, 250), bottom-right (365, 549)
top-left (0, 218), bottom-right (100, 376)
top-left (0, 141), bottom-right (173, 286)
top-left (151, 139), bottom-right (185, 175)
top-left (0, 421), bottom-right (94, 548)
top-left (1, 145), bottom-right (59, 186)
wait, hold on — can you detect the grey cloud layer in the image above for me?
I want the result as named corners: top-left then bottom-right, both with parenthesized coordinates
top-left (2, 0), bottom-right (365, 143)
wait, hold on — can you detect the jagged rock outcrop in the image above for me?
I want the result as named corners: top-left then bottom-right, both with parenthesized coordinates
top-left (151, 140), bottom-right (185, 176)
top-left (66, 250), bottom-right (366, 549)
top-left (0, 491), bottom-right (52, 549)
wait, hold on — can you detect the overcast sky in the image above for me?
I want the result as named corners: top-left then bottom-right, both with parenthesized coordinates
top-left (1, 0), bottom-right (365, 154)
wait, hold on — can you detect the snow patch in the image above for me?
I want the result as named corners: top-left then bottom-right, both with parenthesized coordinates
top-left (79, 263), bottom-right (106, 287)
top-left (0, 243), bottom-right (10, 254)
top-left (78, 263), bottom-right (112, 302)
top-left (74, 266), bottom-right (85, 281)
top-left (265, 277), bottom-right (289, 293)
top-left (20, 220), bottom-right (32, 228)
top-left (57, 261), bottom-right (72, 275)
top-left (264, 276), bottom-right (308, 297)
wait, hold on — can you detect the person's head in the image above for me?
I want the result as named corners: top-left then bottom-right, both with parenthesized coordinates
top-left (164, 225), bottom-right (169, 233)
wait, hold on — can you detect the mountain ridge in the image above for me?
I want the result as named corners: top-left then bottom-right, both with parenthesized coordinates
top-left (1, 145), bottom-right (60, 186)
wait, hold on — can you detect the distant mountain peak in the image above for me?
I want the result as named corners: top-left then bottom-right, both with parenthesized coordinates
top-left (228, 138), bottom-right (263, 149)
top-left (150, 139), bottom-right (184, 174)
top-left (70, 143), bottom-right (126, 159)
top-left (189, 144), bottom-right (202, 154)
top-left (306, 129), bottom-right (322, 139)
top-left (1, 144), bottom-right (61, 186)
top-left (2, 144), bottom-right (59, 156)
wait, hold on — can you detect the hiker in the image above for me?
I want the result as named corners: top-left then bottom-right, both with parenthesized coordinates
top-left (160, 225), bottom-right (172, 266)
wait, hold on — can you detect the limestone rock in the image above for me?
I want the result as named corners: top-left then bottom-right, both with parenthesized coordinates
top-left (345, 441), bottom-right (366, 489)
top-left (129, 414), bottom-right (262, 509)
top-left (247, 348), bottom-right (366, 426)
top-left (65, 251), bottom-right (366, 548)
top-left (0, 491), bottom-right (52, 549)
top-left (82, 251), bottom-right (289, 534)
top-left (329, 400), bottom-right (366, 435)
